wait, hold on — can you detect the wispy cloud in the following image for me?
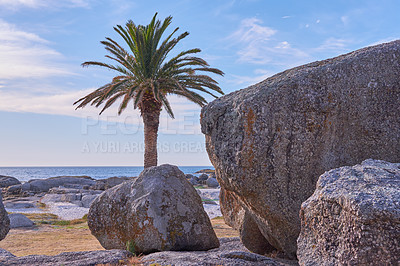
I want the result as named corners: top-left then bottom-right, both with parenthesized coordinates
top-left (0, 19), bottom-right (74, 79)
top-left (0, 88), bottom-right (204, 134)
top-left (316, 37), bottom-right (353, 52)
top-left (229, 17), bottom-right (309, 65)
top-left (228, 69), bottom-right (275, 87)
top-left (0, 0), bottom-right (90, 9)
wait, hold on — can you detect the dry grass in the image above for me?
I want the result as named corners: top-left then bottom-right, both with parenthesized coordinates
top-left (0, 214), bottom-right (238, 257)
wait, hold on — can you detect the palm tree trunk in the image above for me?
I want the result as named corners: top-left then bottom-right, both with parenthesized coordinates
top-left (141, 100), bottom-right (162, 168)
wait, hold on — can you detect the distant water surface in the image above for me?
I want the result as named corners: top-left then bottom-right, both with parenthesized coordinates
top-left (0, 166), bottom-right (214, 182)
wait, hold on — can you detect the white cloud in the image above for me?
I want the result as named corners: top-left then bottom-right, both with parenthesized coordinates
top-left (0, 0), bottom-right (89, 9)
top-left (282, 16), bottom-right (291, 19)
top-left (0, 88), bottom-right (205, 134)
top-left (229, 17), bottom-right (309, 65)
top-left (316, 37), bottom-right (353, 52)
top-left (230, 18), bottom-right (276, 44)
top-left (341, 16), bottom-right (349, 26)
top-left (0, 19), bottom-right (74, 79)
top-left (228, 69), bottom-right (275, 87)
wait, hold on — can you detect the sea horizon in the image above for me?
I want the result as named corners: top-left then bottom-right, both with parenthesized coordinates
top-left (0, 166), bottom-right (214, 182)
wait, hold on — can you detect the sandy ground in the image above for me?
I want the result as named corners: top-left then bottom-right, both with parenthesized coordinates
top-left (0, 217), bottom-right (238, 257)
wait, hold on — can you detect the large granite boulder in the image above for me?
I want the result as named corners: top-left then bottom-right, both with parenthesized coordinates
top-left (297, 159), bottom-right (400, 265)
top-left (0, 176), bottom-right (20, 188)
top-left (201, 40), bottom-right (400, 258)
top-left (0, 193), bottom-right (10, 241)
top-left (88, 164), bottom-right (219, 254)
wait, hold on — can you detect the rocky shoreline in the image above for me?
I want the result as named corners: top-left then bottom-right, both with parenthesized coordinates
top-left (1, 172), bottom-right (222, 222)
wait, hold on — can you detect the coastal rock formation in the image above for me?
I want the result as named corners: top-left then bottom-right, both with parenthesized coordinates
top-left (0, 249), bottom-right (132, 266)
top-left (9, 213), bottom-right (34, 228)
top-left (0, 193), bottom-right (10, 241)
top-left (0, 176), bottom-right (20, 188)
top-left (297, 159), bottom-right (400, 265)
top-left (201, 40), bottom-right (400, 257)
top-left (5, 176), bottom-right (97, 196)
top-left (88, 164), bottom-right (219, 254)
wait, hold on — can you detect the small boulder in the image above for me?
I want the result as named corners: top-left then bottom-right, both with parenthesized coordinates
top-left (81, 194), bottom-right (98, 208)
top-left (297, 159), bottom-right (400, 265)
top-left (189, 176), bottom-right (199, 185)
top-left (0, 176), bottom-right (20, 188)
top-left (0, 193), bottom-right (10, 241)
top-left (198, 174), bottom-right (208, 181)
top-left (9, 213), bottom-right (34, 228)
top-left (206, 177), bottom-right (219, 188)
top-left (88, 164), bottom-right (219, 254)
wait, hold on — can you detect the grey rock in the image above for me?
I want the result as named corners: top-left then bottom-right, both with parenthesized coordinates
top-left (61, 193), bottom-right (82, 202)
top-left (5, 184), bottom-right (22, 195)
top-left (9, 213), bottom-right (34, 228)
top-left (48, 187), bottom-right (80, 194)
top-left (206, 177), bottom-right (219, 188)
top-left (142, 237), bottom-right (297, 266)
top-left (185, 174), bottom-right (195, 179)
top-left (4, 201), bottom-right (35, 209)
top-left (0, 176), bottom-right (20, 188)
top-left (201, 40), bottom-right (400, 257)
top-left (0, 193), bottom-right (9, 241)
top-left (198, 174), bottom-right (209, 181)
top-left (24, 176), bottom-right (96, 193)
top-left (219, 187), bottom-right (245, 230)
top-left (1, 249), bottom-right (132, 266)
top-left (0, 248), bottom-right (16, 262)
top-left (240, 211), bottom-right (276, 255)
top-left (297, 159), bottom-right (400, 266)
top-left (81, 194), bottom-right (98, 208)
top-left (91, 176), bottom-right (132, 190)
top-left (40, 194), bottom-right (62, 204)
top-left (88, 164), bottom-right (219, 254)
top-left (189, 176), bottom-right (199, 185)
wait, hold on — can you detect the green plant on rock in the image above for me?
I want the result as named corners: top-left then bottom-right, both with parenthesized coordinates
top-left (126, 239), bottom-right (136, 254)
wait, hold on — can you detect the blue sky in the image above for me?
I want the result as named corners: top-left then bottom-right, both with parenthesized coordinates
top-left (0, 0), bottom-right (399, 166)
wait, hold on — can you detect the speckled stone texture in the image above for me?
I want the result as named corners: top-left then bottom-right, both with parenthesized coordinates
top-left (0, 193), bottom-right (10, 241)
top-left (88, 164), bottom-right (219, 254)
top-left (142, 237), bottom-right (298, 266)
top-left (0, 249), bottom-right (132, 266)
top-left (297, 159), bottom-right (400, 265)
top-left (201, 40), bottom-right (400, 258)
top-left (219, 187), bottom-right (245, 230)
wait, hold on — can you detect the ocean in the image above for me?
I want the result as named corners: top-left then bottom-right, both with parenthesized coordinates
top-left (0, 166), bottom-right (214, 182)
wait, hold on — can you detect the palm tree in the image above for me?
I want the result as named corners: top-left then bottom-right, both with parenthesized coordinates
top-left (74, 13), bottom-right (224, 168)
